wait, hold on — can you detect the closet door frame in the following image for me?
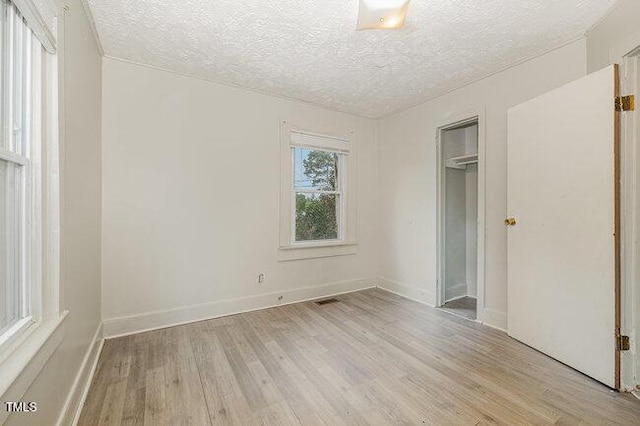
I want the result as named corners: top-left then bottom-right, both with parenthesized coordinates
top-left (435, 109), bottom-right (486, 323)
top-left (611, 38), bottom-right (640, 391)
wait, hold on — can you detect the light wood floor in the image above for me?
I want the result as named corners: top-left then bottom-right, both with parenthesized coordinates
top-left (78, 289), bottom-right (640, 425)
top-left (441, 296), bottom-right (477, 320)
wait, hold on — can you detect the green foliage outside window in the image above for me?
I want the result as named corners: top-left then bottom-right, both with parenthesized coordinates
top-left (295, 150), bottom-right (340, 241)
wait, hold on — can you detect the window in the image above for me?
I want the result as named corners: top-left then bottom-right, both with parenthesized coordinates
top-left (0, 0), bottom-right (55, 353)
top-left (0, 158), bottom-right (26, 341)
top-left (279, 121), bottom-right (357, 261)
top-left (293, 147), bottom-right (343, 242)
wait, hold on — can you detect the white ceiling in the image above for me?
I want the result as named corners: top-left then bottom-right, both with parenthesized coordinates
top-left (86, 0), bottom-right (616, 119)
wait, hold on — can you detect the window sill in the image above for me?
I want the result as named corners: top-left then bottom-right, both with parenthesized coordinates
top-left (0, 311), bottom-right (68, 416)
top-left (278, 241), bottom-right (358, 261)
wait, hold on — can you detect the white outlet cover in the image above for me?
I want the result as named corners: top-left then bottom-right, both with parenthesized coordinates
top-left (357, 0), bottom-right (410, 30)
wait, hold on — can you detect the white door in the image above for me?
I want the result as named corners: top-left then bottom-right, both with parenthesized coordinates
top-left (507, 65), bottom-right (620, 388)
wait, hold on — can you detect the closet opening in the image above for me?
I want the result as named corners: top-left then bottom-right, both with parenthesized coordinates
top-left (436, 117), bottom-right (482, 321)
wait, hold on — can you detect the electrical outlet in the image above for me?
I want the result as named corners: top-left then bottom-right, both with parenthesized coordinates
top-left (258, 273), bottom-right (265, 283)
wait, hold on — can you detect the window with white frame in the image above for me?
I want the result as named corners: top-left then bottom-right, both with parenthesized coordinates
top-left (279, 122), bottom-right (357, 261)
top-left (0, 0), bottom-right (57, 353)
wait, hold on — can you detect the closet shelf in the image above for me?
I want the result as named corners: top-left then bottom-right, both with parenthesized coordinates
top-left (446, 153), bottom-right (478, 169)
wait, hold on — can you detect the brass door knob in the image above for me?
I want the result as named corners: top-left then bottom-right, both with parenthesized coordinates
top-left (505, 217), bottom-right (516, 226)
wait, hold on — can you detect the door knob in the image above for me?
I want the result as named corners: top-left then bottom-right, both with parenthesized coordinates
top-left (505, 217), bottom-right (516, 226)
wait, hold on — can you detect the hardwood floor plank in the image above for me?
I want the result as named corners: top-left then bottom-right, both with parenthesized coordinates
top-left (120, 338), bottom-right (148, 426)
top-left (97, 381), bottom-right (127, 425)
top-left (188, 321), bottom-right (254, 425)
top-left (216, 325), bottom-right (270, 412)
top-left (143, 367), bottom-right (165, 426)
top-left (270, 328), bottom-right (369, 425)
top-left (262, 340), bottom-right (344, 423)
top-left (78, 289), bottom-right (640, 425)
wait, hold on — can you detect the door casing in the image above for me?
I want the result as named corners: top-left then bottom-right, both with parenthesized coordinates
top-left (435, 111), bottom-right (486, 323)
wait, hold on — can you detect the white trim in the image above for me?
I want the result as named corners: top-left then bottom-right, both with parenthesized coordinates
top-left (12, 0), bottom-right (57, 53)
top-left (278, 242), bottom-right (357, 261)
top-left (103, 278), bottom-right (377, 338)
top-left (290, 129), bottom-right (350, 153)
top-left (56, 323), bottom-right (104, 426)
top-left (293, 189), bottom-right (341, 195)
top-left (0, 147), bottom-right (29, 165)
top-left (0, 311), bottom-right (67, 424)
top-left (443, 282), bottom-right (468, 302)
top-left (482, 308), bottom-right (507, 332)
top-left (0, 317), bottom-right (33, 354)
top-left (377, 277), bottom-right (435, 307)
top-left (42, 50), bottom-right (60, 320)
top-left (438, 305), bottom-right (481, 323)
top-left (435, 109), bottom-right (487, 324)
top-left (618, 49), bottom-right (640, 392)
top-left (443, 292), bottom-right (470, 304)
top-left (280, 240), bottom-right (357, 250)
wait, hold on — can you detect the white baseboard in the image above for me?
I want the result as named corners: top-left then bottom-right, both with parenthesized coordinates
top-left (377, 277), bottom-right (435, 307)
top-left (103, 278), bottom-right (377, 338)
top-left (482, 308), bottom-right (507, 332)
top-left (56, 323), bottom-right (104, 426)
top-left (447, 294), bottom-right (478, 302)
top-left (444, 282), bottom-right (467, 302)
top-left (0, 313), bottom-right (68, 425)
top-left (378, 277), bottom-right (507, 332)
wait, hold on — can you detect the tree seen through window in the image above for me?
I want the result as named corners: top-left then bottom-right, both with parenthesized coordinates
top-left (294, 148), bottom-right (340, 241)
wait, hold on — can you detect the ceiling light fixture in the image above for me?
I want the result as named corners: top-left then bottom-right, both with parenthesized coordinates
top-left (357, 0), bottom-right (410, 30)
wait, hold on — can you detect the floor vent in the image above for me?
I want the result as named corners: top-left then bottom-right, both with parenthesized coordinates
top-left (315, 298), bottom-right (339, 305)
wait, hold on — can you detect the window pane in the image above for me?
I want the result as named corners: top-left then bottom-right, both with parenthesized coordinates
top-left (0, 1), bottom-right (7, 150)
top-left (12, 8), bottom-right (24, 155)
top-left (0, 2), bottom-right (33, 155)
top-left (295, 193), bottom-right (338, 241)
top-left (294, 147), bottom-right (338, 191)
top-left (0, 159), bottom-right (22, 334)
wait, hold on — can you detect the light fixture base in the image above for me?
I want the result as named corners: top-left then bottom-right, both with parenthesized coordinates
top-left (357, 0), bottom-right (410, 30)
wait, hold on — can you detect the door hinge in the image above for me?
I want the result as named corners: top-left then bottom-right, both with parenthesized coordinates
top-left (617, 335), bottom-right (630, 351)
top-left (615, 95), bottom-right (635, 111)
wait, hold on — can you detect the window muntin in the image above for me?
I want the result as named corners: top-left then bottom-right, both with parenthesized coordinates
top-left (0, 0), bottom-right (43, 350)
top-left (292, 147), bottom-right (343, 243)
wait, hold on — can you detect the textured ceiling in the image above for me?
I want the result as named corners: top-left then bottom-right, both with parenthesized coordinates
top-left (86, 0), bottom-right (615, 118)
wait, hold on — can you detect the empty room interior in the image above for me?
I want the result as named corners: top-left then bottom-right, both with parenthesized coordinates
top-left (2, 0), bottom-right (640, 424)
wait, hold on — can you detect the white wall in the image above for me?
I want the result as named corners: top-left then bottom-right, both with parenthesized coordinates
top-left (101, 58), bottom-right (379, 336)
top-left (465, 125), bottom-right (478, 298)
top-left (466, 162), bottom-right (478, 298)
top-left (586, 0), bottom-right (640, 72)
top-left (377, 39), bottom-right (587, 330)
top-left (5, 0), bottom-right (103, 424)
top-left (444, 167), bottom-right (467, 301)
